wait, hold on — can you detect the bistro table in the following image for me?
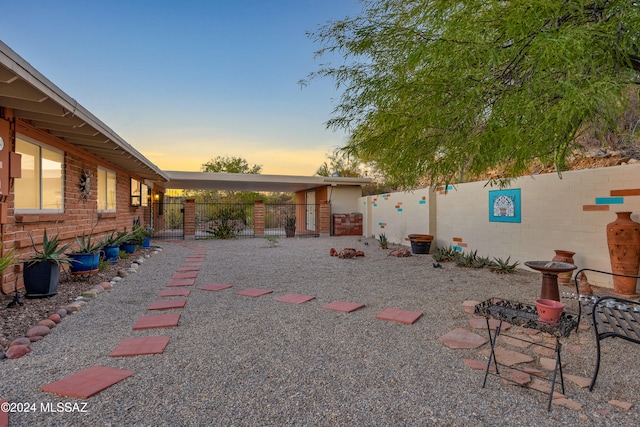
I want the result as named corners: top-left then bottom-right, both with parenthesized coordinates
top-left (474, 298), bottom-right (579, 411)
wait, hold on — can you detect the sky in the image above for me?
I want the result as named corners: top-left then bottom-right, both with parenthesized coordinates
top-left (0, 0), bottom-right (362, 175)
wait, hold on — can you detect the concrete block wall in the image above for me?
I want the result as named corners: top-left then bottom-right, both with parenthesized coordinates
top-left (360, 164), bottom-right (640, 289)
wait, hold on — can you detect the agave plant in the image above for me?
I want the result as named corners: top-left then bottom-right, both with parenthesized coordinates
top-left (432, 245), bottom-right (459, 262)
top-left (0, 243), bottom-right (17, 273)
top-left (378, 233), bottom-right (388, 249)
top-left (70, 231), bottom-right (103, 254)
top-left (27, 229), bottom-right (73, 266)
top-left (489, 256), bottom-right (520, 274)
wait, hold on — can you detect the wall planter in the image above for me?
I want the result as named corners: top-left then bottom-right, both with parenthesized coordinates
top-left (67, 252), bottom-right (100, 275)
top-left (103, 245), bottom-right (120, 263)
top-left (408, 234), bottom-right (433, 254)
top-left (23, 261), bottom-right (60, 298)
top-left (606, 211), bottom-right (640, 296)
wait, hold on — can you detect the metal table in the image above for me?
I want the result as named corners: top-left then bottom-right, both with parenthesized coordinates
top-left (474, 298), bottom-right (579, 411)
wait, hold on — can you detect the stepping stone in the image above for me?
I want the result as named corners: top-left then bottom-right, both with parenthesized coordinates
top-left (0, 399), bottom-right (7, 427)
top-left (468, 317), bottom-right (511, 331)
top-left (553, 398), bottom-right (582, 410)
top-left (529, 378), bottom-right (565, 398)
top-left (185, 257), bottom-right (205, 262)
top-left (500, 368), bottom-right (531, 386)
top-left (609, 400), bottom-right (633, 410)
top-left (463, 358), bottom-right (496, 373)
top-left (40, 366), bottom-right (134, 398)
top-left (109, 336), bottom-right (171, 357)
top-left (181, 263), bottom-right (202, 268)
top-left (276, 294), bottom-right (316, 304)
top-left (463, 300), bottom-right (480, 314)
top-left (133, 313), bottom-right (180, 330)
top-left (565, 374), bottom-right (591, 388)
top-left (494, 346), bottom-right (534, 366)
top-left (172, 272), bottom-right (198, 279)
top-left (176, 266), bottom-right (200, 272)
top-left (234, 288), bottom-right (273, 297)
top-left (166, 279), bottom-right (195, 287)
top-left (199, 284), bottom-right (233, 291)
top-left (147, 299), bottom-right (187, 311)
top-left (322, 301), bottom-right (365, 313)
top-left (159, 289), bottom-right (191, 297)
top-left (439, 328), bottom-right (488, 349)
top-left (376, 308), bottom-right (423, 325)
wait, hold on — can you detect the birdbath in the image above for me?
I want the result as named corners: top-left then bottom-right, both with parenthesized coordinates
top-left (524, 261), bottom-right (577, 302)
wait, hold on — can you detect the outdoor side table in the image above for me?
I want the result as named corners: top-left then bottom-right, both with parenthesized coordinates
top-left (474, 298), bottom-right (579, 411)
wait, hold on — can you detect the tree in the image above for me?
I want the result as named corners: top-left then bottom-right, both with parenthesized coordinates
top-left (201, 155), bottom-right (262, 174)
top-left (315, 150), bottom-right (364, 177)
top-left (307, 0), bottom-right (640, 187)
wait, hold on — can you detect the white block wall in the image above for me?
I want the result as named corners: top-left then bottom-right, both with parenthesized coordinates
top-left (359, 164), bottom-right (640, 289)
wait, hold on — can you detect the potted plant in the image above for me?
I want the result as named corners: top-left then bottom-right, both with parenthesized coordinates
top-left (284, 215), bottom-right (296, 238)
top-left (142, 227), bottom-right (154, 249)
top-left (119, 229), bottom-right (137, 254)
top-left (99, 231), bottom-right (128, 263)
top-left (23, 230), bottom-right (72, 298)
top-left (66, 232), bottom-right (103, 275)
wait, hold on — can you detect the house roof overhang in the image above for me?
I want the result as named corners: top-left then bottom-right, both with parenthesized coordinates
top-left (0, 41), bottom-right (168, 183)
top-left (161, 170), bottom-right (372, 193)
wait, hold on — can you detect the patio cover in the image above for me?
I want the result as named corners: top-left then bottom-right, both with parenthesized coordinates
top-left (162, 171), bottom-right (371, 193)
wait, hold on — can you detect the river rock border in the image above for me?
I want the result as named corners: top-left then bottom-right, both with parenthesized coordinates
top-left (0, 248), bottom-right (162, 360)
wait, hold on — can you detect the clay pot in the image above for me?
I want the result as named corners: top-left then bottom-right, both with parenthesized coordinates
top-left (552, 250), bottom-right (575, 285)
top-left (536, 299), bottom-right (565, 324)
top-left (606, 212), bottom-right (640, 296)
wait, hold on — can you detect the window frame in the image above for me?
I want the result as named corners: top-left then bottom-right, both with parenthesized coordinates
top-left (97, 167), bottom-right (117, 212)
top-left (14, 134), bottom-right (65, 214)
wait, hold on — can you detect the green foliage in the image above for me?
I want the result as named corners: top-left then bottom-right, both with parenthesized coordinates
top-left (489, 257), bottom-right (520, 274)
top-left (378, 233), bottom-right (388, 249)
top-left (119, 250), bottom-right (131, 260)
top-left (265, 235), bottom-right (279, 248)
top-left (285, 215), bottom-right (296, 227)
top-left (27, 230), bottom-right (72, 266)
top-left (0, 243), bottom-right (17, 274)
top-left (99, 231), bottom-right (129, 248)
top-left (202, 155), bottom-right (262, 174)
top-left (307, 0), bottom-right (640, 188)
top-left (432, 245), bottom-right (459, 262)
top-left (71, 232), bottom-right (103, 254)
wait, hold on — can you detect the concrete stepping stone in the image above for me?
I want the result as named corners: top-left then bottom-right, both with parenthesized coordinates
top-left (199, 284), bottom-right (233, 291)
top-left (234, 288), bottom-right (273, 297)
top-left (322, 301), bottom-right (365, 313)
top-left (159, 289), bottom-right (191, 297)
top-left (172, 272), bottom-right (198, 279)
top-left (147, 299), bottom-right (187, 310)
top-left (276, 294), bottom-right (316, 304)
top-left (176, 266), bottom-right (200, 272)
top-left (40, 366), bottom-right (134, 398)
top-left (109, 336), bottom-right (171, 357)
top-left (133, 313), bottom-right (180, 330)
top-left (166, 279), bottom-right (195, 287)
top-left (439, 328), bottom-right (488, 349)
top-left (376, 308), bottom-right (423, 325)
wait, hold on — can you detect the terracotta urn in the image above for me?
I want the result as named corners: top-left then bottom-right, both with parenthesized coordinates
top-left (552, 250), bottom-right (575, 285)
top-left (606, 212), bottom-right (640, 296)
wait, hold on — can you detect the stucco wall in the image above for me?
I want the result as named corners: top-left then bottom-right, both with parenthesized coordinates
top-left (360, 164), bottom-right (640, 289)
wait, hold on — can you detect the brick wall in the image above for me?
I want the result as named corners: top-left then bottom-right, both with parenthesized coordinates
top-left (333, 213), bottom-right (363, 236)
top-left (1, 119), bottom-right (152, 294)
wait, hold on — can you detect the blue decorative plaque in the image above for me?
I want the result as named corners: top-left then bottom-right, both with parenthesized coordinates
top-left (489, 189), bottom-right (521, 223)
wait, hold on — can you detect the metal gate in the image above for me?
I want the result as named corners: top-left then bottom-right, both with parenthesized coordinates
top-left (152, 199), bottom-right (319, 240)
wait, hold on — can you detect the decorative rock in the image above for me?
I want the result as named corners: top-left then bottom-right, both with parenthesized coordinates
top-left (37, 319), bottom-right (56, 329)
top-left (389, 248), bottom-right (412, 257)
top-left (117, 269), bottom-right (128, 278)
top-left (29, 336), bottom-right (43, 342)
top-left (66, 303), bottom-right (82, 312)
top-left (48, 313), bottom-right (62, 323)
top-left (126, 268), bottom-right (138, 274)
top-left (65, 307), bottom-right (73, 314)
top-left (0, 351), bottom-right (5, 360)
top-left (56, 308), bottom-right (68, 318)
top-left (26, 325), bottom-right (50, 337)
top-left (92, 285), bottom-right (105, 293)
top-left (136, 257), bottom-right (145, 264)
top-left (5, 344), bottom-right (31, 359)
top-left (9, 337), bottom-right (31, 348)
top-left (112, 276), bottom-right (122, 282)
top-left (81, 290), bottom-right (98, 299)
top-left (100, 281), bottom-right (113, 290)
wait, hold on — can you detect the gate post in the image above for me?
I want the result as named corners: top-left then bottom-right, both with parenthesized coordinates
top-left (184, 199), bottom-right (196, 240)
top-left (319, 200), bottom-right (331, 236)
top-left (254, 200), bottom-right (265, 237)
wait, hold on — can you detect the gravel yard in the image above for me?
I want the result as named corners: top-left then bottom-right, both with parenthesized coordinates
top-left (1, 236), bottom-right (638, 426)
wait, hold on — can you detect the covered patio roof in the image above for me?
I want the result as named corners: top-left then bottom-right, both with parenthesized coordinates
top-left (162, 171), bottom-right (372, 193)
top-left (0, 41), bottom-right (168, 183)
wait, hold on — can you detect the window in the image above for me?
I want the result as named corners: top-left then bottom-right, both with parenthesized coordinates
top-left (130, 178), bottom-right (149, 207)
top-left (15, 135), bottom-right (64, 212)
top-left (97, 167), bottom-right (116, 211)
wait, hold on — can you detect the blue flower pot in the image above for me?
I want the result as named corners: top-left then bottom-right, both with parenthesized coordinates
top-left (68, 252), bottom-right (100, 274)
top-left (103, 245), bottom-right (120, 263)
top-left (120, 242), bottom-right (136, 254)
top-left (142, 236), bottom-right (151, 249)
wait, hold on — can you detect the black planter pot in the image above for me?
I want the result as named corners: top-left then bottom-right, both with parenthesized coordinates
top-left (23, 261), bottom-right (61, 298)
top-left (284, 226), bottom-right (296, 238)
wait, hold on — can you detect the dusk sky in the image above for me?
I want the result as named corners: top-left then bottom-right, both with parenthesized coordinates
top-left (0, 0), bottom-right (361, 175)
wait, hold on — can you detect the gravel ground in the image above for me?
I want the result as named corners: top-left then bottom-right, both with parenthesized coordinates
top-left (1, 236), bottom-right (639, 426)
